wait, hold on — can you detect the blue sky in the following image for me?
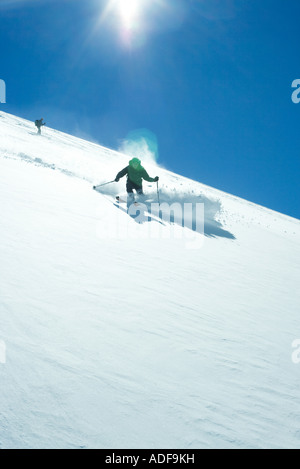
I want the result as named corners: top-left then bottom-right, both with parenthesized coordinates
top-left (0, 0), bottom-right (299, 218)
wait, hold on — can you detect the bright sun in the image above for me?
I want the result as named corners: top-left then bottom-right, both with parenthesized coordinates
top-left (99, 0), bottom-right (166, 47)
top-left (116, 0), bottom-right (140, 30)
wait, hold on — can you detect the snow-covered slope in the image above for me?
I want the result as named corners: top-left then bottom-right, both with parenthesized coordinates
top-left (0, 111), bottom-right (299, 449)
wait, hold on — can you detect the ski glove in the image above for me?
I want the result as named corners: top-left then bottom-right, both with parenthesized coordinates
top-left (154, 176), bottom-right (159, 182)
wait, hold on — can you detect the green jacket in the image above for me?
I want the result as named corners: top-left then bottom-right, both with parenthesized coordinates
top-left (116, 159), bottom-right (156, 187)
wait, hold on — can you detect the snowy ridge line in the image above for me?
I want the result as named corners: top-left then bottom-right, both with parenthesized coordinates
top-left (165, 167), bottom-right (300, 224)
top-left (0, 110), bottom-right (128, 160)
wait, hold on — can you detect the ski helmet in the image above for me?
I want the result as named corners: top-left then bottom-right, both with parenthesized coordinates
top-left (129, 158), bottom-right (141, 168)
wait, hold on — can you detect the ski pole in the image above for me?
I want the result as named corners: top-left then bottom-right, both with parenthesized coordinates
top-left (93, 180), bottom-right (115, 190)
top-left (156, 180), bottom-right (160, 205)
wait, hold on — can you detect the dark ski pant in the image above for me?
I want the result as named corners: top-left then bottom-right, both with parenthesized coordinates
top-left (126, 179), bottom-right (143, 195)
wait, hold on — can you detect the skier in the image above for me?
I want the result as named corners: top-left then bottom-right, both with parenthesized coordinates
top-left (115, 158), bottom-right (159, 198)
top-left (35, 118), bottom-right (45, 135)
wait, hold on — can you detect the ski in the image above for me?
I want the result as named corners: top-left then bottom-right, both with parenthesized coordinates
top-left (116, 196), bottom-right (126, 203)
top-left (116, 196), bottom-right (139, 206)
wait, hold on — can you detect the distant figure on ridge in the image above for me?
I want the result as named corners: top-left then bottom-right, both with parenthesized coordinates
top-left (115, 158), bottom-right (159, 198)
top-left (35, 118), bottom-right (46, 135)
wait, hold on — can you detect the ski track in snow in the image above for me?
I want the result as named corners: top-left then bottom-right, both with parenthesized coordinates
top-left (0, 111), bottom-right (300, 449)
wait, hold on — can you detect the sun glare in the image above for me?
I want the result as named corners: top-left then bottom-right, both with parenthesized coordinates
top-left (98, 0), bottom-right (171, 48)
top-left (116, 0), bottom-right (140, 30)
